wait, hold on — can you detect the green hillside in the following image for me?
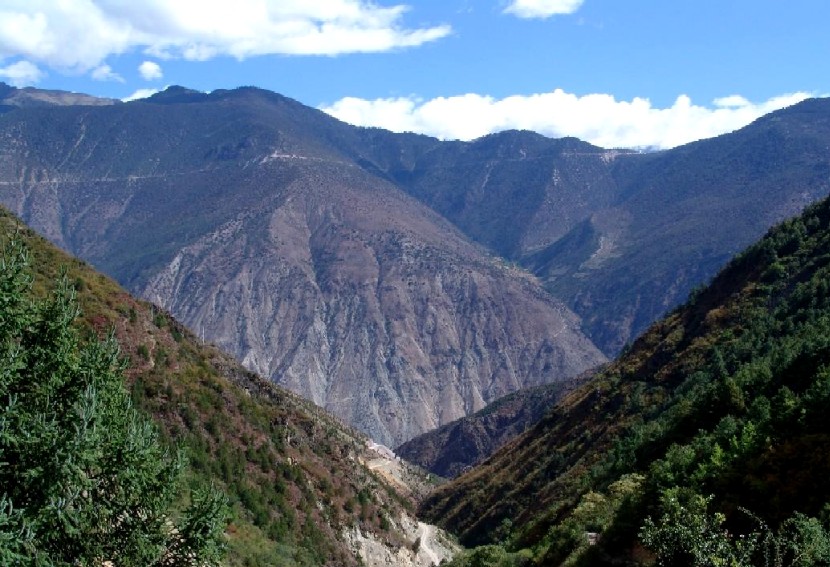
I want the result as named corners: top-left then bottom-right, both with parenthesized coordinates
top-left (0, 208), bottom-right (424, 566)
top-left (423, 193), bottom-right (830, 565)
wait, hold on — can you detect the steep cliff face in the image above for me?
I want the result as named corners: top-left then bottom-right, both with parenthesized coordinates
top-left (139, 159), bottom-right (605, 445)
top-left (0, 88), bottom-right (605, 446)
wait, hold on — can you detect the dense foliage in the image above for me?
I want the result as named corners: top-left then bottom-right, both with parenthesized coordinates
top-left (427, 194), bottom-right (830, 565)
top-left (0, 238), bottom-right (228, 565)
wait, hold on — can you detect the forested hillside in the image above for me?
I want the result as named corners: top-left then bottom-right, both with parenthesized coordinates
top-left (0, 207), bottom-right (450, 567)
top-left (425, 193), bottom-right (830, 566)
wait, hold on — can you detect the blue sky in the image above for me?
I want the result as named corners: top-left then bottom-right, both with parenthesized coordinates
top-left (1, 1), bottom-right (827, 148)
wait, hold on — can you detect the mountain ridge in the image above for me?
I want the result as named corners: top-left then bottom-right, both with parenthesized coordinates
top-left (0, 81), bottom-right (119, 110)
top-left (0, 87), bottom-right (606, 446)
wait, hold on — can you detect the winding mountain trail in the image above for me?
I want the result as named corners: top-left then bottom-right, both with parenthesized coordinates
top-left (417, 522), bottom-right (440, 566)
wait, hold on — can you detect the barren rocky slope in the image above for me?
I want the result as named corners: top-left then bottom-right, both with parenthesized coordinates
top-left (0, 85), bottom-right (605, 446)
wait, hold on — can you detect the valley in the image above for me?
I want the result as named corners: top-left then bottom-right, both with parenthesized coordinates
top-left (2, 81), bottom-right (830, 566)
top-left (3, 85), bottom-right (830, 448)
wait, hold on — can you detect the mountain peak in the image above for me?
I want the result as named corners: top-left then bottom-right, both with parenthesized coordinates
top-left (144, 85), bottom-right (209, 104)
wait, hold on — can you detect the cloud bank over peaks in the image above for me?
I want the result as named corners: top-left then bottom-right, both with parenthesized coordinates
top-left (122, 88), bottom-right (160, 102)
top-left (0, 1), bottom-right (451, 79)
top-left (320, 89), bottom-right (813, 150)
top-left (503, 0), bottom-right (585, 19)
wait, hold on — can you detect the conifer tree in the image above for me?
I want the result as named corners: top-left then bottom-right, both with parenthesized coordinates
top-left (0, 238), bottom-right (228, 566)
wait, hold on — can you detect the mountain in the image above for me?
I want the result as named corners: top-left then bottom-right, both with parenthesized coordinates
top-left (0, 81), bottom-right (118, 112)
top-left (377, 102), bottom-right (830, 354)
top-left (0, 85), bottom-right (605, 447)
top-left (3, 85), bottom-right (830, 445)
top-left (396, 371), bottom-right (593, 478)
top-left (422, 194), bottom-right (830, 565)
top-left (0, 207), bottom-right (457, 567)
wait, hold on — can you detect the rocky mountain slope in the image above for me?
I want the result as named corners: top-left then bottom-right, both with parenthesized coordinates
top-left (1, 206), bottom-right (457, 567)
top-left (2, 83), bottom-right (829, 446)
top-left (397, 371), bottom-right (592, 478)
top-left (423, 194), bottom-right (830, 565)
top-left (0, 84), bottom-right (605, 446)
top-left (377, 102), bottom-right (830, 354)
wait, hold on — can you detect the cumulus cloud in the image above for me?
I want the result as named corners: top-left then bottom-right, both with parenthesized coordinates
top-left (0, 1), bottom-right (450, 75)
top-left (138, 60), bottom-right (163, 80)
top-left (320, 89), bottom-right (814, 149)
top-left (91, 63), bottom-right (123, 82)
top-left (122, 87), bottom-right (159, 102)
top-left (0, 59), bottom-right (44, 86)
top-left (503, 0), bottom-right (585, 18)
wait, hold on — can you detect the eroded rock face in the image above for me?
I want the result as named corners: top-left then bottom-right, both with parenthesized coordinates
top-left (0, 89), bottom-right (605, 446)
top-left (343, 515), bottom-right (459, 567)
top-left (141, 161), bottom-right (606, 446)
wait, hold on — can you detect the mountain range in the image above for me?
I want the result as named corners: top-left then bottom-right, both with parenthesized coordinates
top-left (0, 85), bottom-right (605, 447)
top-left (1, 83), bottom-right (830, 448)
top-left (4, 80), bottom-right (830, 566)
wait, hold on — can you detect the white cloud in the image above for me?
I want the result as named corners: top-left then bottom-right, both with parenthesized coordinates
top-left (712, 94), bottom-right (751, 108)
top-left (503, 0), bottom-right (585, 18)
top-left (0, 59), bottom-right (44, 86)
top-left (320, 89), bottom-right (814, 149)
top-left (0, 1), bottom-right (450, 75)
top-left (138, 60), bottom-right (163, 80)
top-left (91, 63), bottom-right (123, 82)
top-left (122, 87), bottom-right (159, 102)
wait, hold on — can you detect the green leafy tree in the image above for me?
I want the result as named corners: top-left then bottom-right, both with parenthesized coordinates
top-left (640, 488), bottom-right (830, 567)
top-left (0, 238), bottom-right (228, 566)
top-left (640, 489), bottom-right (758, 567)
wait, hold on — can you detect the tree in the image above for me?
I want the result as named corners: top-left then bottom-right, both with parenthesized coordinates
top-left (640, 487), bottom-right (830, 567)
top-left (0, 237), bottom-right (228, 566)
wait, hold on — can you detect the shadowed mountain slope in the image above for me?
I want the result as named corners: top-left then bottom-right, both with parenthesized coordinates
top-left (396, 371), bottom-right (594, 479)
